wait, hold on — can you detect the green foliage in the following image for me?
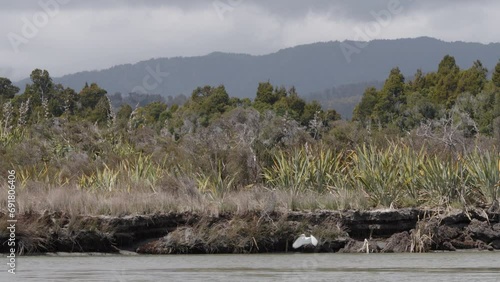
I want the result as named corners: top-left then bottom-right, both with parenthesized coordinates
top-left (353, 68), bottom-right (406, 127)
top-left (354, 144), bottom-right (408, 207)
top-left (355, 55), bottom-right (500, 135)
top-left (253, 82), bottom-right (340, 130)
top-left (273, 88), bottom-right (306, 121)
top-left (263, 145), bottom-right (349, 195)
top-left (29, 69), bottom-right (54, 100)
top-left (4, 65), bottom-right (500, 216)
top-left (195, 160), bottom-right (236, 199)
top-left (408, 69), bottom-right (427, 92)
top-left (254, 81), bottom-right (279, 105)
top-left (50, 86), bottom-right (79, 117)
top-left (21, 69), bottom-right (55, 120)
top-left (465, 149), bottom-right (500, 203)
top-left (116, 104), bottom-right (133, 120)
top-left (0, 77), bottom-right (19, 101)
top-left (457, 60), bottom-right (488, 96)
top-left (417, 156), bottom-right (465, 206)
top-left (301, 100), bottom-right (322, 125)
top-left (134, 101), bottom-right (168, 126)
top-left (398, 91), bottom-right (440, 130)
top-left (433, 55), bottom-right (460, 105)
top-left (79, 83), bottom-right (107, 109)
top-left (77, 83), bottom-right (110, 124)
top-left (183, 85), bottom-right (232, 126)
top-left (353, 87), bottom-right (378, 124)
top-left (5, 69), bottom-right (80, 123)
top-left (493, 60), bottom-right (500, 88)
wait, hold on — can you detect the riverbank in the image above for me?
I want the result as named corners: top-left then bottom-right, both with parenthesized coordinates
top-left (1, 207), bottom-right (499, 254)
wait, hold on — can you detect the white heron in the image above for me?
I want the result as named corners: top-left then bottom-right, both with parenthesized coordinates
top-left (361, 238), bottom-right (370, 254)
top-left (292, 234), bottom-right (318, 249)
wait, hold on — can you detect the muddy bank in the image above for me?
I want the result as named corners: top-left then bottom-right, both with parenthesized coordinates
top-left (1, 208), bottom-right (499, 254)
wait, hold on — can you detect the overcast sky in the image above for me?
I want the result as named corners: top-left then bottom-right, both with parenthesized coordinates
top-left (1, 0), bottom-right (499, 81)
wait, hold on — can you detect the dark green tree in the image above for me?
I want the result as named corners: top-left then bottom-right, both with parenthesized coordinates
top-left (49, 85), bottom-right (78, 117)
top-left (202, 85), bottom-right (230, 114)
top-left (408, 69), bottom-right (427, 92)
top-left (90, 96), bottom-right (112, 124)
top-left (27, 69), bottom-right (54, 103)
top-left (373, 67), bottom-right (405, 124)
top-left (116, 104), bottom-right (133, 120)
top-left (134, 101), bottom-right (168, 126)
top-left (78, 83), bottom-right (110, 124)
top-left (16, 69), bottom-right (58, 121)
top-left (353, 87), bottom-right (378, 123)
top-left (457, 60), bottom-right (488, 95)
top-left (301, 100), bottom-right (322, 126)
top-left (185, 85), bottom-right (231, 126)
top-left (272, 87), bottom-right (306, 120)
top-left (493, 59), bottom-right (500, 88)
top-left (286, 87), bottom-right (306, 116)
top-left (432, 55), bottom-right (460, 105)
top-left (0, 77), bottom-right (19, 101)
top-left (254, 81), bottom-right (277, 105)
top-left (79, 83), bottom-right (107, 109)
top-left (323, 109), bottom-right (341, 123)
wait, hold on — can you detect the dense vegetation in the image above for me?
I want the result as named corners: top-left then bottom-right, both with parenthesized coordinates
top-left (1, 55), bottom-right (499, 216)
top-left (354, 56), bottom-right (500, 136)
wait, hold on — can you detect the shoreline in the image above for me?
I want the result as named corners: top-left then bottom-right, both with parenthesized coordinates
top-left (1, 208), bottom-right (499, 255)
top-left (8, 248), bottom-right (499, 257)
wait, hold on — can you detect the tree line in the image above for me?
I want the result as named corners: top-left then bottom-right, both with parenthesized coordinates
top-left (2, 55), bottom-right (500, 140)
top-left (0, 71), bottom-right (340, 139)
top-left (353, 56), bottom-right (500, 136)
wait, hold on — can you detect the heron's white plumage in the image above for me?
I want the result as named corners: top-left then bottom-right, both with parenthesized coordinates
top-left (362, 238), bottom-right (369, 254)
top-left (292, 234), bottom-right (318, 249)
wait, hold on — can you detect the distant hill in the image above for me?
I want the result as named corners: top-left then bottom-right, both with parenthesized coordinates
top-left (15, 37), bottom-right (500, 119)
top-left (305, 81), bottom-right (385, 119)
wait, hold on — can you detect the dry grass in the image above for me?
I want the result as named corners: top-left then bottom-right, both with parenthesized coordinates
top-left (409, 212), bottom-right (437, 253)
top-left (0, 213), bottom-right (52, 254)
top-left (1, 181), bottom-right (369, 217)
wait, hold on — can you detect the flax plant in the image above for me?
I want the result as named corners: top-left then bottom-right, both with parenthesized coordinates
top-left (196, 161), bottom-right (236, 199)
top-left (78, 164), bottom-right (119, 192)
top-left (263, 146), bottom-right (349, 195)
top-left (353, 144), bottom-right (407, 207)
top-left (399, 145), bottom-right (427, 205)
top-left (263, 149), bottom-right (310, 194)
top-left (465, 149), bottom-right (500, 204)
top-left (17, 164), bottom-right (50, 188)
top-left (417, 156), bottom-right (467, 206)
top-left (121, 154), bottom-right (162, 193)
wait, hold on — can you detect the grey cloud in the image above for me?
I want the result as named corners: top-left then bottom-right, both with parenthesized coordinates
top-left (0, 0), bottom-right (499, 81)
top-left (0, 0), bottom-right (460, 20)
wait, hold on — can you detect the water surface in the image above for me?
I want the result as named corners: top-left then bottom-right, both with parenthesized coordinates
top-left (6, 252), bottom-right (500, 281)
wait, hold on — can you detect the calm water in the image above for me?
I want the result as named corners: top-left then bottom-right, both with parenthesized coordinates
top-left (5, 252), bottom-right (500, 281)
